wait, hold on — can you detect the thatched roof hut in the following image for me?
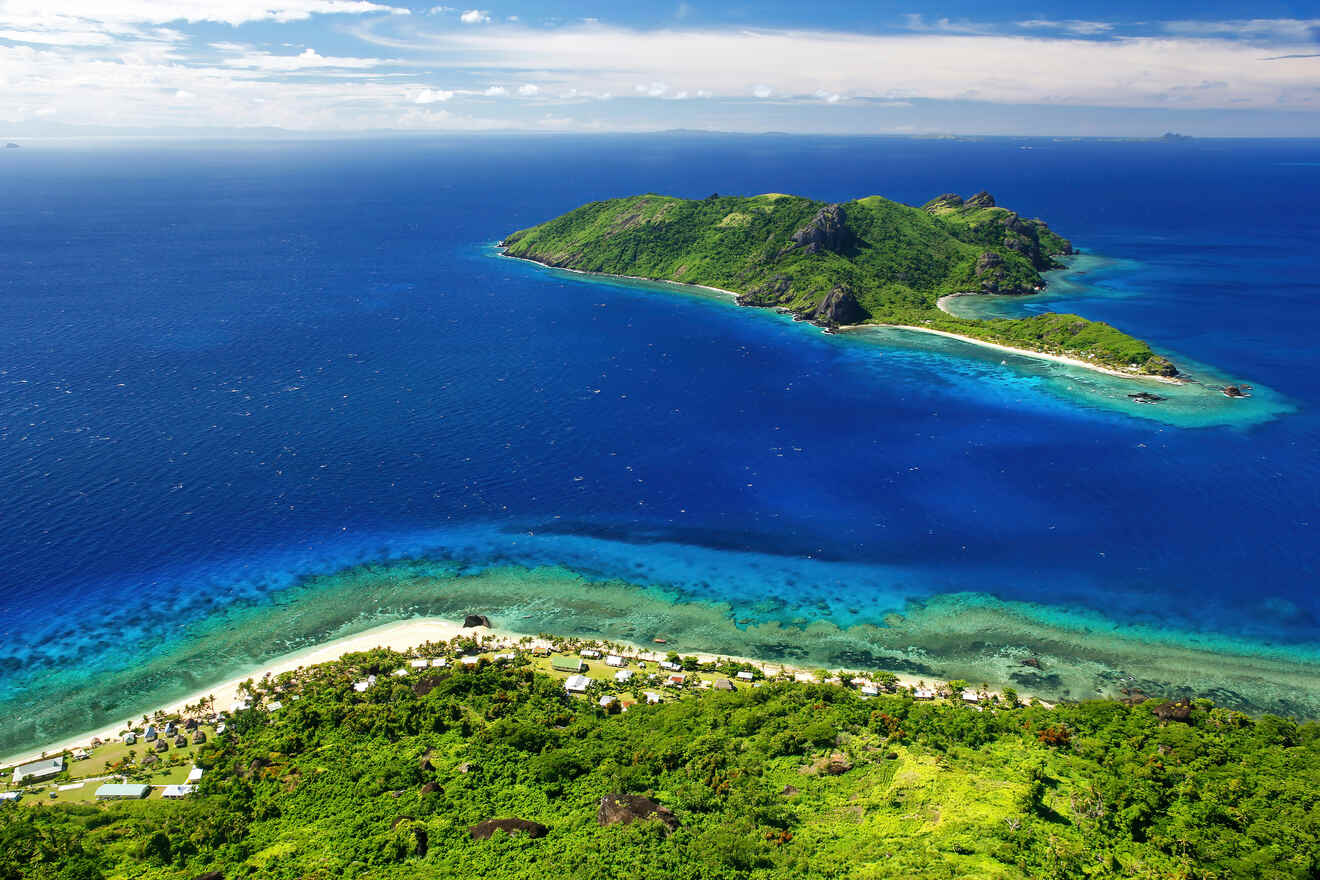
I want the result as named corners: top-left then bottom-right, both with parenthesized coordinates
top-left (192, 730), bottom-right (207, 744)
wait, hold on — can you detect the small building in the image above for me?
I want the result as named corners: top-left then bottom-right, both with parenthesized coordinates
top-left (215, 722), bottom-right (227, 735)
top-left (186, 767), bottom-right (204, 784)
top-left (192, 731), bottom-right (207, 745)
top-left (228, 698), bottom-right (251, 713)
top-left (161, 784), bottom-right (195, 799)
top-left (0, 792), bottom-right (20, 803)
top-left (912, 687), bottom-right (936, 700)
top-left (174, 735), bottom-right (188, 748)
top-left (713, 679), bottom-right (736, 691)
top-left (266, 700), bottom-right (283, 712)
top-left (183, 718), bottom-right (199, 731)
top-left (961, 689), bottom-right (981, 704)
top-left (659, 660), bottom-right (682, 672)
top-left (564, 674), bottom-right (591, 694)
top-left (494, 652), bottom-right (516, 664)
top-left (13, 757), bottom-right (64, 785)
top-left (614, 669), bottom-right (634, 683)
top-left (122, 732), bottom-right (136, 746)
top-left (460, 655), bottom-right (481, 668)
top-left (72, 748), bottom-right (90, 761)
top-left (665, 673), bottom-right (685, 686)
top-left (430, 657), bottom-right (449, 668)
top-left (410, 658), bottom-right (430, 669)
top-left (642, 691), bottom-right (662, 704)
top-left (859, 683), bottom-right (880, 698)
top-left (531, 646), bottom-right (551, 657)
top-left (154, 739), bottom-right (169, 753)
top-left (393, 667), bottom-right (409, 677)
top-left (551, 656), bottom-right (585, 674)
top-left (579, 648), bottom-right (602, 659)
top-left (598, 695), bottom-right (618, 708)
top-left (163, 722), bottom-right (177, 736)
top-left (736, 670), bottom-right (756, 682)
top-left (95, 783), bottom-right (150, 800)
top-left (605, 655), bottom-right (626, 668)
top-left (144, 726), bottom-right (158, 742)
top-left (352, 675), bottom-right (377, 693)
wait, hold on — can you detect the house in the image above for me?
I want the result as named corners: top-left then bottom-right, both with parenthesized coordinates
top-left (605, 655), bottom-right (626, 668)
top-left (460, 655), bottom-right (481, 668)
top-left (0, 792), bottom-right (20, 802)
top-left (598, 695), bottom-right (618, 708)
top-left (494, 652), bottom-right (516, 663)
top-left (658, 660), bottom-right (682, 672)
top-left (614, 669), bottom-right (634, 683)
top-left (962, 689), bottom-right (981, 704)
top-left (161, 784), bottom-right (195, 799)
top-left (13, 757), bottom-right (64, 785)
top-left (122, 732), bottom-right (136, 746)
top-left (72, 748), bottom-right (89, 761)
top-left (393, 667), bottom-right (409, 677)
top-left (266, 700), bottom-right (283, 712)
top-left (174, 735), bottom-right (188, 748)
top-left (228, 698), bottom-right (251, 713)
top-left (912, 687), bottom-right (936, 700)
top-left (665, 674), bottom-right (685, 686)
top-left (551, 656), bottom-right (585, 674)
top-left (95, 783), bottom-right (150, 800)
top-left (410, 658), bottom-right (430, 669)
top-left (144, 726), bottom-right (158, 742)
top-left (564, 674), bottom-right (591, 694)
top-left (183, 718), bottom-right (199, 731)
top-left (187, 767), bottom-right (204, 784)
top-left (163, 722), bottom-right (177, 736)
top-left (192, 731), bottom-right (207, 745)
top-left (713, 679), bottom-right (736, 691)
top-left (859, 683), bottom-right (880, 698)
top-left (531, 646), bottom-right (551, 657)
top-left (579, 648), bottom-right (602, 659)
top-left (642, 691), bottom-right (662, 704)
top-left (736, 670), bottom-right (756, 682)
top-left (430, 657), bottom-right (449, 668)
top-left (154, 739), bottom-right (169, 753)
top-left (214, 722), bottom-right (226, 735)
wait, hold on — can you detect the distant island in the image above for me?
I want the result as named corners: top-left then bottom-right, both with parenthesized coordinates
top-left (502, 191), bottom-right (1179, 380)
top-left (4, 142), bottom-right (18, 149)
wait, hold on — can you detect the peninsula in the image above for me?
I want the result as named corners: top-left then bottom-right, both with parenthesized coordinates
top-left (502, 191), bottom-right (1180, 379)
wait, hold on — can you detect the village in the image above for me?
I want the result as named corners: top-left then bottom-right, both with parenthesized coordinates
top-left (0, 619), bottom-right (1030, 808)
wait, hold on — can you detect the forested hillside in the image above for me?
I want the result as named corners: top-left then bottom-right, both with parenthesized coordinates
top-left (4, 648), bottom-right (1317, 880)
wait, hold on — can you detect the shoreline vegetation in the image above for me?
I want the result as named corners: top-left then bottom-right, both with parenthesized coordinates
top-left (500, 190), bottom-right (1185, 381)
top-left (4, 617), bottom-right (1317, 879)
top-left (1, 617), bottom-right (1043, 771)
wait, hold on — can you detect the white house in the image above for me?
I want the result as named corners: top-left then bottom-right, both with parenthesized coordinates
top-left (461, 655), bottom-right (481, 667)
top-left (410, 659), bottom-right (430, 669)
top-left (494, 652), bottom-right (516, 663)
top-left (579, 648), bottom-right (602, 659)
top-left (605, 655), bottom-right (626, 668)
top-left (161, 784), bottom-right (195, 799)
top-left (430, 657), bottom-right (449, 668)
top-left (352, 675), bottom-right (377, 693)
top-left (186, 767), bottom-right (204, 784)
top-left (393, 667), bottom-right (409, 677)
top-left (860, 683), bottom-right (880, 698)
top-left (736, 670), bottom-right (756, 682)
top-left (564, 674), bottom-right (591, 694)
top-left (598, 695), bottom-right (617, 708)
top-left (962, 689), bottom-right (981, 704)
top-left (0, 792), bottom-right (21, 802)
top-left (266, 700), bottom-right (283, 712)
top-left (13, 757), bottom-right (64, 785)
top-left (659, 660), bottom-right (682, 672)
top-left (614, 669), bottom-right (634, 683)
top-left (912, 687), bottom-right (936, 700)
top-left (642, 691), bottom-right (662, 704)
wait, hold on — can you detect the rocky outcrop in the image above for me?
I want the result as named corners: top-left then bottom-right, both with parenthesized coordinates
top-left (596, 794), bottom-right (679, 831)
top-left (462, 614), bottom-right (491, 628)
top-left (1152, 697), bottom-right (1192, 723)
top-left (469, 818), bottom-right (548, 840)
top-left (923, 193), bottom-right (964, 211)
top-left (787, 204), bottom-right (854, 255)
top-left (965, 190), bottom-right (996, 208)
top-left (810, 286), bottom-right (868, 326)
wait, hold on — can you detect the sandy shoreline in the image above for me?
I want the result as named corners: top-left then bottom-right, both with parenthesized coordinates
top-left (3, 616), bottom-right (1005, 769)
top-left (499, 249), bottom-right (1180, 386)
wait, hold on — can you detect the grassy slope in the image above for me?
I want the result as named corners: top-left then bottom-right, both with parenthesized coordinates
top-left (503, 193), bottom-right (1178, 377)
top-left (4, 647), bottom-right (1317, 880)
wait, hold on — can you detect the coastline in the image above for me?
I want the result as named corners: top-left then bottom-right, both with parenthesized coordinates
top-left (499, 248), bottom-right (1182, 386)
top-left (1, 615), bottom-right (1007, 769)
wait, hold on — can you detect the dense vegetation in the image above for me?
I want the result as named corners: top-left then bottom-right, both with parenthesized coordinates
top-left (503, 191), bottom-right (1178, 377)
top-left (5, 649), bottom-right (1317, 879)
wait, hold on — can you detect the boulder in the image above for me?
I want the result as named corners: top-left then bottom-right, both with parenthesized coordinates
top-left (462, 614), bottom-right (491, 628)
top-left (596, 794), bottom-right (680, 831)
top-left (1152, 697), bottom-right (1193, 723)
top-left (788, 204), bottom-right (854, 255)
top-left (779, 785), bottom-right (799, 796)
top-left (469, 818), bottom-right (548, 840)
top-left (1020, 657), bottom-right (1042, 669)
top-left (420, 781), bottom-right (440, 795)
top-left (809, 286), bottom-right (868, 327)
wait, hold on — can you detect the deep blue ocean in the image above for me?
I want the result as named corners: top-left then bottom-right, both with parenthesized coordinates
top-left (2, 135), bottom-right (1318, 753)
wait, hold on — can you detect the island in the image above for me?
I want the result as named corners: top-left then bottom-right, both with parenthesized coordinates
top-left (502, 191), bottom-right (1180, 380)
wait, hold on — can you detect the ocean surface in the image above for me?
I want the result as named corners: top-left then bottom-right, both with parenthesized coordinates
top-left (2, 135), bottom-right (1318, 757)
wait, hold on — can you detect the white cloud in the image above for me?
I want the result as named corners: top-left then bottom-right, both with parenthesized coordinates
top-left (0, 28), bottom-right (116, 46)
top-left (516, 83), bottom-right (539, 96)
top-left (221, 48), bottom-right (382, 70)
top-left (815, 89), bottom-right (842, 103)
top-left (0, 1), bottom-right (409, 30)
top-left (1017, 20), bottom-right (1114, 36)
top-left (483, 85), bottom-right (507, 96)
top-left (412, 87), bottom-right (453, 103)
top-left (459, 9), bottom-right (490, 24)
top-left (174, 89), bottom-right (196, 101)
top-left (1162, 18), bottom-right (1320, 40)
top-left (752, 84), bottom-right (772, 98)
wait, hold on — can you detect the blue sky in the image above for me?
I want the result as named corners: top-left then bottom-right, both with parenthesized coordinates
top-left (2, 1), bottom-right (1318, 136)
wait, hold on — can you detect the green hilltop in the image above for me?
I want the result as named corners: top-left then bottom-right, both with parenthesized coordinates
top-left (503, 191), bottom-right (1179, 378)
top-left (3, 644), bottom-right (1316, 879)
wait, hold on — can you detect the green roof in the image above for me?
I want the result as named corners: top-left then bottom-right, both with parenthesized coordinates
top-left (550, 656), bottom-right (584, 672)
